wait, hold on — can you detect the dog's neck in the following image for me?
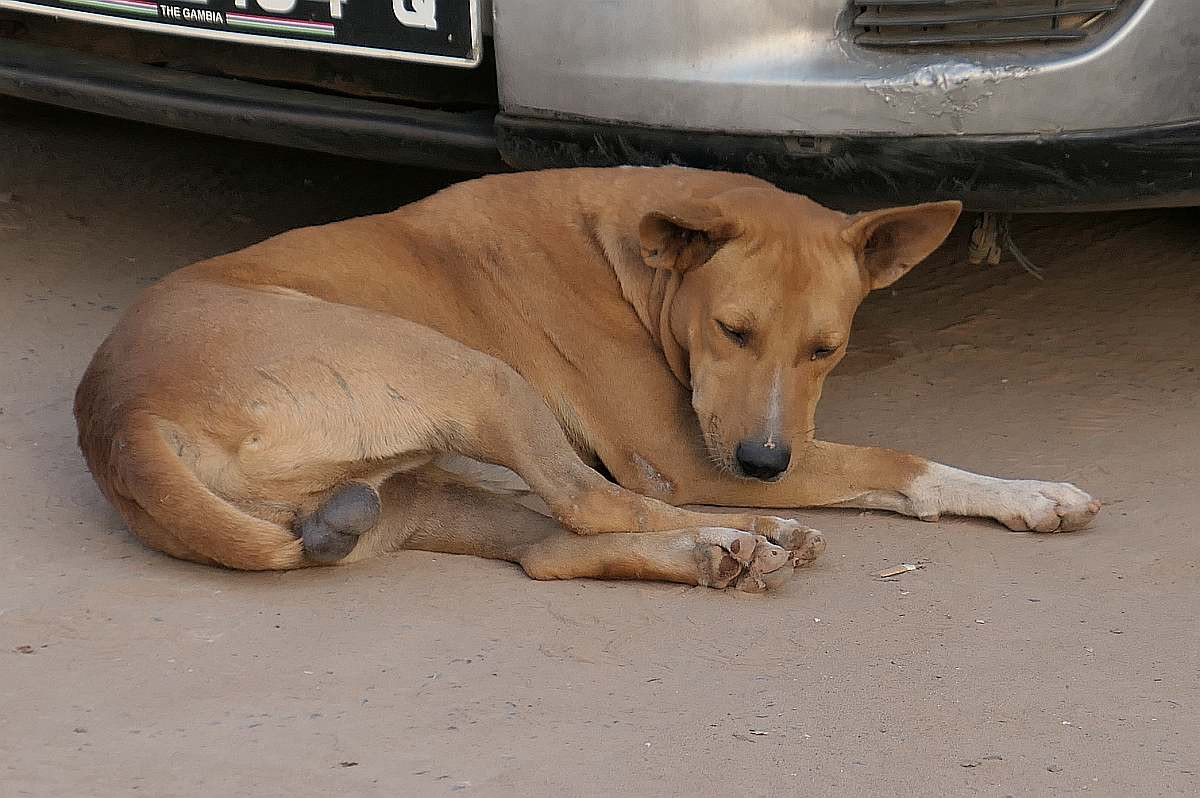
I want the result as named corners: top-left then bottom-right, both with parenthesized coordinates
top-left (591, 215), bottom-right (692, 388)
top-left (643, 268), bottom-right (691, 388)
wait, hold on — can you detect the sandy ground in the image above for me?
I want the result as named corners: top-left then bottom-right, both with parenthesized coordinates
top-left (1, 98), bottom-right (1197, 797)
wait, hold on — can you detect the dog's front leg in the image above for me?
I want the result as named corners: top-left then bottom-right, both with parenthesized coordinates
top-left (675, 441), bottom-right (1101, 533)
top-left (824, 449), bottom-right (1102, 532)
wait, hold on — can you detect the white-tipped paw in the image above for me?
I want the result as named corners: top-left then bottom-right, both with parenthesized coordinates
top-left (995, 480), bottom-right (1101, 532)
top-left (749, 516), bottom-right (827, 567)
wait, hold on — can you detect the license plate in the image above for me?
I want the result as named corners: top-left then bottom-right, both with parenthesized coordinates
top-left (0, 0), bottom-right (481, 66)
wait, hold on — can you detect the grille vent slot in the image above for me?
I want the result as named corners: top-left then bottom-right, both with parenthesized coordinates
top-left (852, 1), bottom-right (1124, 48)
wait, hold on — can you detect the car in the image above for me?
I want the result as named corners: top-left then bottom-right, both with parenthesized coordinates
top-left (2, 0), bottom-right (1197, 211)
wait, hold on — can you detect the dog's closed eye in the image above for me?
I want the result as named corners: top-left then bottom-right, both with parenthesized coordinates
top-left (716, 320), bottom-right (749, 347)
top-left (810, 345), bottom-right (839, 361)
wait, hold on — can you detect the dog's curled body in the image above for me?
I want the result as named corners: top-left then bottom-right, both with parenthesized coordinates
top-left (75, 167), bottom-right (1098, 585)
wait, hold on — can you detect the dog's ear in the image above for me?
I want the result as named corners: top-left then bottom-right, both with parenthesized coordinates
top-left (841, 201), bottom-right (962, 290)
top-left (639, 199), bottom-right (739, 272)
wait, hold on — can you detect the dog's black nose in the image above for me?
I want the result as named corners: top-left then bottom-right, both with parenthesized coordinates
top-left (735, 440), bottom-right (791, 481)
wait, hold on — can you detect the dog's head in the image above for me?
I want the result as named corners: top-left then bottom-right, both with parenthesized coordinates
top-left (639, 186), bottom-right (960, 480)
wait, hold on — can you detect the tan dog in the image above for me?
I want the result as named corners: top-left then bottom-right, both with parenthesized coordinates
top-left (75, 167), bottom-right (1100, 591)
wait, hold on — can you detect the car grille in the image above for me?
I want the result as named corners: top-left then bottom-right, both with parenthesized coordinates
top-left (851, 0), bottom-right (1126, 48)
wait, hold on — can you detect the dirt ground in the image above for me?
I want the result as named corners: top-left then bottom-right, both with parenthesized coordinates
top-left (1, 98), bottom-right (1197, 797)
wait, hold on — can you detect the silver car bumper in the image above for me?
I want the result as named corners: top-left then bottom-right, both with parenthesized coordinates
top-left (2, 0), bottom-right (1195, 210)
top-left (492, 0), bottom-right (1200, 210)
top-left (493, 0), bottom-right (1199, 137)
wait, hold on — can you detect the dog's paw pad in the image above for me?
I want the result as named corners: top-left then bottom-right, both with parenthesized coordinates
top-left (693, 529), bottom-right (796, 592)
top-left (787, 528), bottom-right (826, 568)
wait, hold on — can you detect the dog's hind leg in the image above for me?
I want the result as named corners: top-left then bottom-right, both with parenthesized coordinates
top-left (345, 469), bottom-right (818, 591)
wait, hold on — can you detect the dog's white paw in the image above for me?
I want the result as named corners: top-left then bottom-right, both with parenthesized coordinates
top-left (994, 480), bottom-right (1101, 533)
top-left (748, 516), bottom-right (826, 567)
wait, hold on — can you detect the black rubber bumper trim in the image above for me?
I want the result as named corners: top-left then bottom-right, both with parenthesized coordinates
top-left (497, 113), bottom-right (1200, 211)
top-left (0, 38), bottom-right (506, 173)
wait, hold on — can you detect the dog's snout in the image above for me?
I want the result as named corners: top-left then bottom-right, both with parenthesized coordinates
top-left (735, 439), bottom-right (791, 481)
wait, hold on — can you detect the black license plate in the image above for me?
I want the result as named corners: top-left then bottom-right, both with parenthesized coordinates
top-left (0, 0), bottom-right (481, 66)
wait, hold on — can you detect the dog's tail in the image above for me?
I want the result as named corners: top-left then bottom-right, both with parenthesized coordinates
top-left (80, 408), bottom-right (305, 571)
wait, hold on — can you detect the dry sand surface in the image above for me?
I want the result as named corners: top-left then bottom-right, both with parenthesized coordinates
top-left (1, 99), bottom-right (1197, 797)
